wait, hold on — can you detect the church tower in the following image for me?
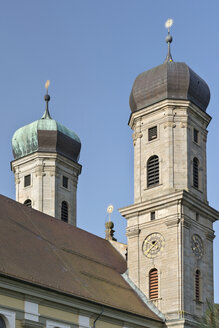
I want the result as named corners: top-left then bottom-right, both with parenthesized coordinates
top-left (11, 81), bottom-right (81, 226)
top-left (120, 22), bottom-right (218, 327)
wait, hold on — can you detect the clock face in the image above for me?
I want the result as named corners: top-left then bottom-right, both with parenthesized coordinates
top-left (191, 234), bottom-right (204, 259)
top-left (142, 233), bottom-right (165, 258)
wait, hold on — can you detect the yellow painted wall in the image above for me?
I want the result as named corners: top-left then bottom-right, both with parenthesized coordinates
top-left (0, 294), bottom-right (24, 311)
top-left (93, 319), bottom-right (122, 328)
top-left (39, 305), bottom-right (78, 324)
top-left (16, 320), bottom-right (23, 328)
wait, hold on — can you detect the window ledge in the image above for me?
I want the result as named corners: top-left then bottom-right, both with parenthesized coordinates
top-left (144, 183), bottom-right (162, 190)
top-left (192, 186), bottom-right (203, 194)
top-left (193, 299), bottom-right (203, 304)
top-left (24, 184), bottom-right (32, 189)
top-left (148, 137), bottom-right (159, 144)
top-left (149, 297), bottom-right (162, 301)
top-left (193, 140), bottom-right (200, 147)
top-left (22, 320), bottom-right (44, 328)
top-left (60, 185), bottom-right (70, 192)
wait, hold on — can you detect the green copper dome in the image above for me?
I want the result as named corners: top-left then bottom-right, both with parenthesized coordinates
top-left (12, 96), bottom-right (81, 162)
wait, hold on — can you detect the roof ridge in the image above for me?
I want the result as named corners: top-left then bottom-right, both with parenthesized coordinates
top-left (61, 247), bottom-right (123, 271)
top-left (80, 270), bottom-right (130, 289)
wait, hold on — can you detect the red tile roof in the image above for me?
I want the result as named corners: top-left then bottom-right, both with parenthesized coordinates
top-left (0, 194), bottom-right (161, 321)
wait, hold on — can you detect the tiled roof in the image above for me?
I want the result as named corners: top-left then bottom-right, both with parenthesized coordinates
top-left (130, 62), bottom-right (210, 113)
top-left (0, 194), bottom-right (161, 322)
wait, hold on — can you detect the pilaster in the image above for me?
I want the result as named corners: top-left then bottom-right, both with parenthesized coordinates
top-left (11, 152), bottom-right (81, 226)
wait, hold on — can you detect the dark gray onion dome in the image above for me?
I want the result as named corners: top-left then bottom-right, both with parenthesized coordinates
top-left (130, 61), bottom-right (210, 113)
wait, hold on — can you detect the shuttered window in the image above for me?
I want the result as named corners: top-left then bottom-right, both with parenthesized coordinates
top-left (61, 201), bottom-right (68, 223)
top-left (193, 157), bottom-right (199, 189)
top-left (194, 128), bottom-right (199, 143)
top-left (147, 155), bottom-right (159, 187)
top-left (195, 270), bottom-right (200, 301)
top-left (62, 176), bottom-right (68, 189)
top-left (24, 199), bottom-right (32, 208)
top-left (148, 126), bottom-right (157, 141)
top-left (149, 268), bottom-right (158, 299)
top-left (24, 174), bottom-right (31, 187)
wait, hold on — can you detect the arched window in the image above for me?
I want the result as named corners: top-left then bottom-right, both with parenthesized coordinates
top-left (193, 157), bottom-right (199, 189)
top-left (24, 199), bottom-right (32, 208)
top-left (0, 317), bottom-right (6, 328)
top-left (149, 268), bottom-right (158, 299)
top-left (195, 269), bottom-right (201, 301)
top-left (61, 201), bottom-right (68, 223)
top-left (147, 155), bottom-right (159, 187)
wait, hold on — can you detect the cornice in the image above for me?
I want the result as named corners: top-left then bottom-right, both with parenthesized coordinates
top-left (21, 320), bottom-right (44, 328)
top-left (119, 190), bottom-right (218, 223)
top-left (128, 99), bottom-right (211, 129)
top-left (11, 152), bottom-right (82, 175)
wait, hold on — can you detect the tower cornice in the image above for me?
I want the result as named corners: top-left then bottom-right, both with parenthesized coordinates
top-left (11, 151), bottom-right (82, 175)
top-left (128, 99), bottom-right (212, 130)
top-left (119, 190), bottom-right (218, 223)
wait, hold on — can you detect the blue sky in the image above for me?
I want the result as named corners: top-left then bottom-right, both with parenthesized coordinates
top-left (0, 1), bottom-right (219, 302)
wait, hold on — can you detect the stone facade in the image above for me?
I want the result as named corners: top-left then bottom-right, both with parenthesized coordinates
top-left (11, 152), bottom-right (81, 225)
top-left (120, 99), bottom-right (218, 327)
top-left (130, 99), bottom-right (210, 204)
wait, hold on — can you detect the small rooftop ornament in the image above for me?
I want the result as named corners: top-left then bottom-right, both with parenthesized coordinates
top-left (42, 80), bottom-right (52, 119)
top-left (164, 18), bottom-right (173, 63)
top-left (105, 204), bottom-right (117, 241)
top-left (107, 204), bottom-right (114, 221)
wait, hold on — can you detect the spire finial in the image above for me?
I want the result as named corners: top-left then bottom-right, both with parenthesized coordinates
top-left (42, 80), bottom-right (52, 119)
top-left (107, 204), bottom-right (114, 222)
top-left (164, 18), bottom-right (173, 63)
top-left (105, 204), bottom-right (117, 241)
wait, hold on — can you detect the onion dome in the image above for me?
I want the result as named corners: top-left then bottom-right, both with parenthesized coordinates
top-left (12, 82), bottom-right (81, 162)
top-left (130, 21), bottom-right (210, 113)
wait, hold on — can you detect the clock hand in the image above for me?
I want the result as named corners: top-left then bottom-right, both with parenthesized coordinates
top-left (194, 242), bottom-right (200, 251)
top-left (146, 241), bottom-right (155, 246)
top-left (197, 244), bottom-right (201, 252)
top-left (146, 241), bottom-right (158, 255)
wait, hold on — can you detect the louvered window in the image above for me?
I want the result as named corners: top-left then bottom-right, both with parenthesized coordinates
top-left (61, 201), bottom-right (68, 223)
top-left (0, 317), bottom-right (6, 328)
top-left (194, 128), bottom-right (199, 143)
top-left (149, 268), bottom-right (158, 299)
top-left (148, 126), bottom-right (157, 141)
top-left (193, 157), bottom-right (199, 189)
top-left (195, 270), bottom-right (200, 301)
top-left (147, 155), bottom-right (159, 187)
top-left (62, 176), bottom-right (68, 189)
top-left (24, 174), bottom-right (31, 187)
top-left (24, 199), bottom-right (32, 208)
